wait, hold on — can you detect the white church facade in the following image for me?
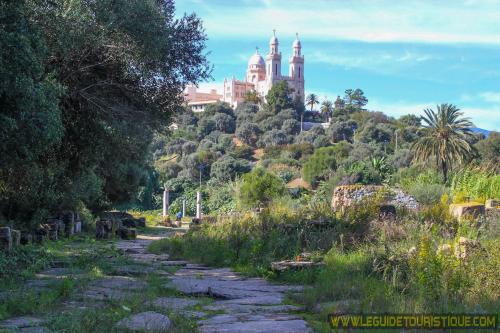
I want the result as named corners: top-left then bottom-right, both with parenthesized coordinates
top-left (223, 31), bottom-right (305, 107)
top-left (185, 31), bottom-right (304, 111)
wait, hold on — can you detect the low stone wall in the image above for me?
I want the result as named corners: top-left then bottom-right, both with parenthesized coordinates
top-left (331, 185), bottom-right (419, 212)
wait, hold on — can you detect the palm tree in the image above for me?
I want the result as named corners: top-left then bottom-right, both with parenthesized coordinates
top-left (411, 103), bottom-right (475, 182)
top-left (320, 100), bottom-right (333, 121)
top-left (306, 93), bottom-right (319, 112)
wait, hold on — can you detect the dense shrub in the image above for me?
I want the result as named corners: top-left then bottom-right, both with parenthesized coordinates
top-left (302, 146), bottom-right (339, 185)
top-left (238, 168), bottom-right (286, 207)
top-left (210, 156), bottom-right (251, 181)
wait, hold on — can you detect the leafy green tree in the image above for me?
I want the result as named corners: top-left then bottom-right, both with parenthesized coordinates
top-left (210, 156), bottom-right (251, 181)
top-left (399, 114), bottom-right (421, 127)
top-left (259, 129), bottom-right (292, 147)
top-left (302, 146), bottom-right (340, 186)
top-left (212, 113), bottom-right (236, 133)
top-left (244, 90), bottom-right (262, 105)
top-left (412, 104), bottom-right (475, 181)
top-left (203, 102), bottom-right (234, 117)
top-left (197, 118), bottom-right (216, 138)
top-left (327, 120), bottom-right (357, 143)
top-left (475, 132), bottom-right (500, 165)
top-left (238, 168), bottom-right (286, 207)
top-left (236, 123), bottom-right (261, 147)
top-left (265, 81), bottom-right (293, 113)
top-left (344, 88), bottom-right (368, 109)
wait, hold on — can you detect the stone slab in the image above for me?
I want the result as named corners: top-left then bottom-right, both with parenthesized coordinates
top-left (116, 311), bottom-right (171, 332)
top-left (151, 297), bottom-right (201, 311)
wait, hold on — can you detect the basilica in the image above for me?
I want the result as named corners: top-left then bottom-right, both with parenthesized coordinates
top-left (184, 31), bottom-right (305, 111)
top-left (222, 31), bottom-right (305, 107)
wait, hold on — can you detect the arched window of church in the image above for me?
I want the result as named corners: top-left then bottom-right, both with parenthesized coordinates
top-left (298, 67), bottom-right (301, 78)
top-left (275, 64), bottom-right (277, 76)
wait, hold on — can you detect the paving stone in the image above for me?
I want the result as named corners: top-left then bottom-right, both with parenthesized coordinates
top-left (0, 316), bottom-right (44, 329)
top-left (199, 313), bottom-right (311, 333)
top-left (110, 265), bottom-right (158, 276)
top-left (18, 327), bottom-right (51, 333)
top-left (180, 311), bottom-right (207, 319)
top-left (151, 297), bottom-right (201, 311)
top-left (223, 295), bottom-right (284, 305)
top-left (90, 276), bottom-right (147, 290)
top-left (35, 267), bottom-right (81, 279)
top-left (116, 311), bottom-right (171, 332)
top-left (203, 302), bottom-right (302, 313)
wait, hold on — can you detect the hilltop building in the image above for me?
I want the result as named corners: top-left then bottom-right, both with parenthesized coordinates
top-left (184, 31), bottom-right (304, 110)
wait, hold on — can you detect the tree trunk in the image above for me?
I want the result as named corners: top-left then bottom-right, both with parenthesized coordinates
top-left (441, 160), bottom-right (448, 182)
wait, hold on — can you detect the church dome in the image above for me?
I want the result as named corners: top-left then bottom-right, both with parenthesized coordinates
top-left (248, 51), bottom-right (265, 68)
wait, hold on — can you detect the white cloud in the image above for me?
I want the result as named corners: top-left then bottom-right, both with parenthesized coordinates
top-left (479, 91), bottom-right (500, 103)
top-left (369, 100), bottom-right (499, 131)
top-left (186, 0), bottom-right (500, 45)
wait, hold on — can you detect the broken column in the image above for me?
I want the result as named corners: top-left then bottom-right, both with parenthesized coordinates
top-left (196, 191), bottom-right (202, 219)
top-left (163, 185), bottom-right (170, 219)
top-left (0, 227), bottom-right (12, 251)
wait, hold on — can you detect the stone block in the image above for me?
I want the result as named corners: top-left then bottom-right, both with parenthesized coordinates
top-left (74, 221), bottom-right (82, 233)
top-left (96, 219), bottom-right (113, 239)
top-left (61, 211), bottom-right (75, 237)
top-left (21, 233), bottom-right (33, 245)
top-left (449, 203), bottom-right (485, 220)
top-left (485, 199), bottom-right (499, 209)
top-left (11, 229), bottom-right (20, 247)
top-left (118, 227), bottom-right (137, 240)
top-left (0, 227), bottom-right (12, 251)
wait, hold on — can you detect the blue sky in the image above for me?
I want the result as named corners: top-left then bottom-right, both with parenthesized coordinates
top-left (175, 0), bottom-right (500, 130)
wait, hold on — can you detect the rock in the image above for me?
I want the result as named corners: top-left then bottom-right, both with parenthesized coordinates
top-left (151, 297), bottom-right (200, 311)
top-left (95, 219), bottom-right (113, 239)
top-left (407, 246), bottom-right (417, 258)
top-left (449, 203), bottom-right (485, 220)
top-left (118, 227), bottom-right (137, 240)
top-left (379, 204), bottom-right (396, 217)
top-left (485, 199), bottom-right (499, 209)
top-left (0, 227), bottom-right (12, 251)
top-left (115, 311), bottom-right (171, 332)
top-left (332, 185), bottom-right (418, 212)
top-left (18, 327), bottom-right (50, 333)
top-left (436, 244), bottom-right (452, 256)
top-left (454, 237), bottom-right (480, 259)
top-left (271, 260), bottom-right (324, 272)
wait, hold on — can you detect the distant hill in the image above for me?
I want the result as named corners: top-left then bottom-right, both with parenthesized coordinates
top-left (471, 127), bottom-right (491, 137)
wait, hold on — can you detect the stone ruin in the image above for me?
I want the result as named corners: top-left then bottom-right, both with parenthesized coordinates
top-left (95, 211), bottom-right (145, 240)
top-left (0, 210), bottom-right (84, 251)
top-left (331, 185), bottom-right (419, 213)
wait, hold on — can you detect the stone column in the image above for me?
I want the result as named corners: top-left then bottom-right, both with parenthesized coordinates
top-left (163, 185), bottom-right (169, 218)
top-left (182, 200), bottom-right (186, 218)
top-left (0, 227), bottom-right (12, 251)
top-left (196, 191), bottom-right (202, 219)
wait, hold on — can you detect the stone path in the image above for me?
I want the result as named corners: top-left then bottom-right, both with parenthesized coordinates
top-left (0, 230), bottom-right (312, 332)
top-left (115, 233), bottom-right (312, 332)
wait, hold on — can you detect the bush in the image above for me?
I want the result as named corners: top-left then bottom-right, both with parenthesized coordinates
top-left (450, 166), bottom-right (500, 202)
top-left (238, 168), bottom-right (286, 208)
top-left (302, 146), bottom-right (339, 186)
top-left (407, 183), bottom-right (447, 205)
top-left (210, 156), bottom-right (251, 181)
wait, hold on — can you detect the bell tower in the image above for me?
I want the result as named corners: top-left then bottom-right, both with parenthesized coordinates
top-left (289, 33), bottom-right (304, 102)
top-left (266, 29), bottom-right (282, 89)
